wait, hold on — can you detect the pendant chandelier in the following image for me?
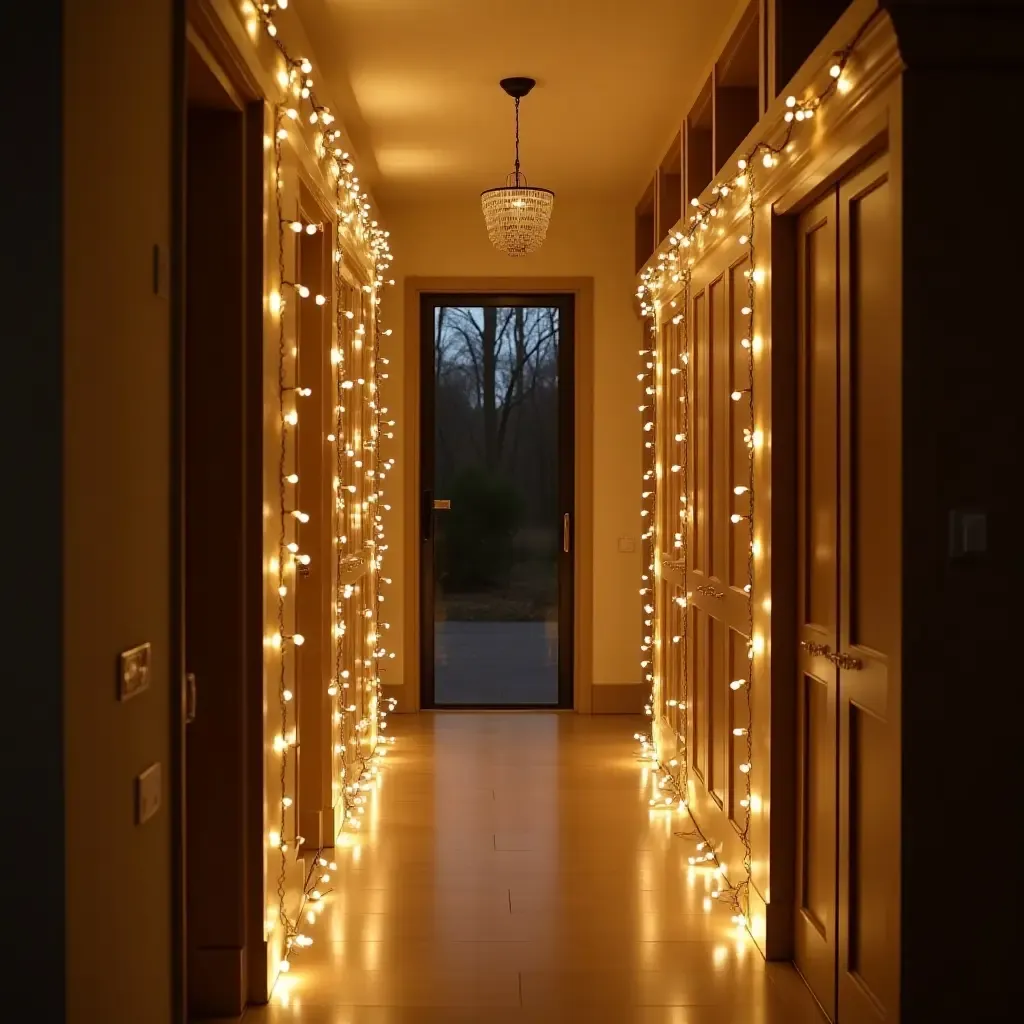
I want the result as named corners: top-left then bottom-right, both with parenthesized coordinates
top-left (480, 77), bottom-right (555, 257)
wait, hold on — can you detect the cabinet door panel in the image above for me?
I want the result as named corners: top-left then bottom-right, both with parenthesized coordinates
top-left (709, 276), bottom-right (727, 584)
top-left (728, 256), bottom-right (752, 591)
top-left (838, 152), bottom-right (900, 1024)
top-left (692, 292), bottom-right (707, 575)
top-left (794, 189), bottom-right (839, 1022)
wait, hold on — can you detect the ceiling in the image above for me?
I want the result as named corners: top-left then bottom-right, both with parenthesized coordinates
top-left (299, 0), bottom-right (740, 206)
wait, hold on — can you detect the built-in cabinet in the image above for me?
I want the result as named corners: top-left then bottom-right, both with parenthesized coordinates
top-left (642, 1), bottom-right (906, 1019)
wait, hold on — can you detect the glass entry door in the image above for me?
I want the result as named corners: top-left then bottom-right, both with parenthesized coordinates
top-left (420, 294), bottom-right (574, 708)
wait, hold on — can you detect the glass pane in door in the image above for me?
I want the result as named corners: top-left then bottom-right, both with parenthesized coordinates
top-left (432, 303), bottom-right (562, 705)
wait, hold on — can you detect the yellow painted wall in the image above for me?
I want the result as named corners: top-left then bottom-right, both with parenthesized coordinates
top-left (380, 196), bottom-right (642, 697)
top-left (63, 0), bottom-right (174, 1020)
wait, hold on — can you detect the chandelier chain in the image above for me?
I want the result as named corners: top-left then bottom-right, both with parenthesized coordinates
top-left (514, 97), bottom-right (521, 185)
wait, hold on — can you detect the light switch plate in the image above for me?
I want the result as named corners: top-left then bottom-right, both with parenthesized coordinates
top-left (118, 642), bottom-right (151, 701)
top-left (949, 509), bottom-right (987, 558)
top-left (136, 762), bottom-right (162, 826)
top-left (618, 536), bottom-right (636, 553)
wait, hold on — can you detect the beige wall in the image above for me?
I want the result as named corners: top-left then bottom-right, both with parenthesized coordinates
top-left (64, 0), bottom-right (174, 1021)
top-left (380, 196), bottom-right (642, 698)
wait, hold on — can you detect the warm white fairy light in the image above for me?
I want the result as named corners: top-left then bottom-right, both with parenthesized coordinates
top-left (633, 25), bottom-right (869, 931)
top-left (250, 0), bottom-right (398, 980)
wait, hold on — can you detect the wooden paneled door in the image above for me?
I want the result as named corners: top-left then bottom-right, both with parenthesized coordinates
top-left (836, 153), bottom-right (900, 1024)
top-left (794, 151), bottom-right (900, 1024)
top-left (686, 248), bottom-right (755, 854)
top-left (795, 188), bottom-right (840, 1020)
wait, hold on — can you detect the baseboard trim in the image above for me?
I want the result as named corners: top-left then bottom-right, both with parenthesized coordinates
top-left (591, 683), bottom-right (647, 714)
top-left (246, 939), bottom-right (269, 1005)
top-left (299, 808), bottom-right (323, 850)
top-left (189, 945), bottom-right (246, 1018)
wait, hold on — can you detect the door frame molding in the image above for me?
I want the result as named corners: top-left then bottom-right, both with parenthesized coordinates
top-left (402, 276), bottom-right (595, 714)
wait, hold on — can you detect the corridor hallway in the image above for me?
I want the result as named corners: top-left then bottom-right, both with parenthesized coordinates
top-left (241, 714), bottom-right (825, 1023)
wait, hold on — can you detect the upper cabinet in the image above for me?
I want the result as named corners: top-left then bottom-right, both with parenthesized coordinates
top-left (714, 1), bottom-right (762, 175)
top-left (770, 0), bottom-right (850, 99)
top-left (635, 178), bottom-right (656, 274)
top-left (635, 0), bottom-right (858, 263)
top-left (685, 76), bottom-right (714, 209)
top-left (657, 133), bottom-right (683, 243)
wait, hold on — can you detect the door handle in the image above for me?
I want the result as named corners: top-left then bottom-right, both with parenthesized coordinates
top-left (799, 641), bottom-right (832, 658)
top-left (185, 672), bottom-right (197, 725)
top-left (563, 513), bottom-right (571, 553)
top-left (829, 651), bottom-right (863, 671)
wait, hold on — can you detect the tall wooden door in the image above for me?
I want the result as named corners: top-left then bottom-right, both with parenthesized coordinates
top-left (836, 153), bottom-right (900, 1024)
top-left (794, 189), bottom-right (840, 1021)
top-left (688, 256), bottom-right (755, 809)
top-left (794, 152), bottom-right (900, 1023)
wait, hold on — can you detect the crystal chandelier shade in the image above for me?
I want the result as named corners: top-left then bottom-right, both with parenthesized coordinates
top-left (480, 78), bottom-right (554, 257)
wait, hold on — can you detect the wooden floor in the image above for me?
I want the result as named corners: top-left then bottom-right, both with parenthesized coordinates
top-left (242, 713), bottom-right (826, 1023)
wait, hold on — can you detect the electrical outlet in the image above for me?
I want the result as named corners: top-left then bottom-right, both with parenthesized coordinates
top-left (136, 763), bottom-right (162, 826)
top-left (118, 642), bottom-right (151, 701)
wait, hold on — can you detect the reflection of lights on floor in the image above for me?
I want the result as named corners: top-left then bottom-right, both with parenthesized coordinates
top-left (273, 973), bottom-right (300, 1009)
top-left (335, 832), bottom-right (360, 851)
top-left (363, 914), bottom-right (383, 944)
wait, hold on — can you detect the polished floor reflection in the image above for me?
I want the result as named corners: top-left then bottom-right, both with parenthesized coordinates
top-left (239, 713), bottom-right (825, 1023)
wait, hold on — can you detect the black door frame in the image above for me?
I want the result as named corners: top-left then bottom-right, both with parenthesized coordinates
top-left (419, 292), bottom-right (575, 710)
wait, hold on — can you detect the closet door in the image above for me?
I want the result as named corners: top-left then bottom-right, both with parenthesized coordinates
top-left (794, 189), bottom-right (840, 1021)
top-left (689, 288), bottom-right (709, 782)
top-left (837, 153), bottom-right (900, 1024)
top-left (688, 262), bottom-right (757, 823)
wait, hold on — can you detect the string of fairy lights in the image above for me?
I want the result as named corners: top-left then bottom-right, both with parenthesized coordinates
top-left (330, 225), bottom-right (399, 835)
top-left (248, 0), bottom-right (397, 976)
top-left (634, 17), bottom-right (872, 931)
